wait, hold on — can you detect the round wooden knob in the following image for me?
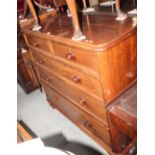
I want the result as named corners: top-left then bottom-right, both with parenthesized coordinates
top-left (79, 98), bottom-right (87, 105)
top-left (46, 78), bottom-right (51, 81)
top-left (66, 52), bottom-right (75, 61)
top-left (33, 42), bottom-right (39, 47)
top-left (39, 59), bottom-right (45, 64)
top-left (84, 121), bottom-right (91, 128)
top-left (72, 76), bottom-right (81, 83)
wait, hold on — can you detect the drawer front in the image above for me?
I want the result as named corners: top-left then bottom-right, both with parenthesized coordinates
top-left (26, 35), bottom-right (51, 53)
top-left (52, 42), bottom-right (99, 75)
top-left (38, 66), bottom-right (107, 124)
top-left (31, 49), bottom-right (103, 98)
top-left (43, 83), bottom-right (111, 147)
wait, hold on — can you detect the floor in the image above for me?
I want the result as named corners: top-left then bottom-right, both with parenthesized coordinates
top-left (17, 84), bottom-right (108, 155)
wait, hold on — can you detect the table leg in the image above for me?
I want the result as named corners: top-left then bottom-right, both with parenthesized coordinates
top-left (26, 0), bottom-right (41, 30)
top-left (66, 0), bottom-right (85, 41)
top-left (82, 0), bottom-right (87, 10)
top-left (115, 0), bottom-right (127, 20)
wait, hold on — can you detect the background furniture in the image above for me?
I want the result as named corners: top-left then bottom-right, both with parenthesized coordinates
top-left (107, 84), bottom-right (137, 154)
top-left (99, 0), bottom-right (116, 13)
top-left (17, 21), bottom-right (40, 93)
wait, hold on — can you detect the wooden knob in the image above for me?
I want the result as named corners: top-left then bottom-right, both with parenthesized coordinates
top-left (46, 78), bottom-right (51, 81)
top-left (66, 53), bottom-right (75, 61)
top-left (39, 59), bottom-right (45, 64)
top-left (33, 42), bottom-right (39, 47)
top-left (80, 98), bottom-right (87, 105)
top-left (84, 121), bottom-right (91, 128)
top-left (72, 76), bottom-right (81, 83)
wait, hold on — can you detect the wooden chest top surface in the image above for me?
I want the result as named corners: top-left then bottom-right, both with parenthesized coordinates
top-left (23, 13), bottom-right (137, 52)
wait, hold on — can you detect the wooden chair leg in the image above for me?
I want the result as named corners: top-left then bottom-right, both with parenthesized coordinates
top-left (26, 0), bottom-right (41, 30)
top-left (66, 0), bottom-right (85, 41)
top-left (115, 0), bottom-right (127, 20)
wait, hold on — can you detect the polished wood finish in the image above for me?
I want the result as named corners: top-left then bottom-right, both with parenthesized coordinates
top-left (37, 66), bottom-right (108, 124)
top-left (43, 82), bottom-right (111, 146)
top-left (21, 8), bottom-right (137, 154)
top-left (97, 33), bottom-right (137, 103)
top-left (52, 42), bottom-right (99, 75)
top-left (24, 0), bottom-right (127, 39)
top-left (26, 34), bottom-right (51, 52)
top-left (29, 47), bottom-right (103, 98)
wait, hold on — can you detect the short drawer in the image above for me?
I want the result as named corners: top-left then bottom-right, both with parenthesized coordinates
top-left (43, 83), bottom-right (111, 147)
top-left (31, 49), bottom-right (103, 98)
top-left (26, 35), bottom-right (51, 53)
top-left (52, 42), bottom-right (99, 75)
top-left (38, 67), bottom-right (108, 125)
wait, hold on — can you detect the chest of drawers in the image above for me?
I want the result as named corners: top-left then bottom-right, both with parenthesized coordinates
top-left (21, 12), bottom-right (137, 154)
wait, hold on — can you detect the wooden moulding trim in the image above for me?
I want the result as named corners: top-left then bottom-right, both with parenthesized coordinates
top-left (22, 26), bottom-right (136, 53)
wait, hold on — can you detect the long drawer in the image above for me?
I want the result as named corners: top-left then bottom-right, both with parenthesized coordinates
top-left (52, 42), bottom-right (99, 75)
top-left (37, 65), bottom-right (108, 124)
top-left (30, 48), bottom-right (103, 98)
top-left (42, 82), bottom-right (111, 147)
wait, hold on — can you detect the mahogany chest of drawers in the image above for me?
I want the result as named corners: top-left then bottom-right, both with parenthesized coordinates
top-left (21, 12), bottom-right (137, 154)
